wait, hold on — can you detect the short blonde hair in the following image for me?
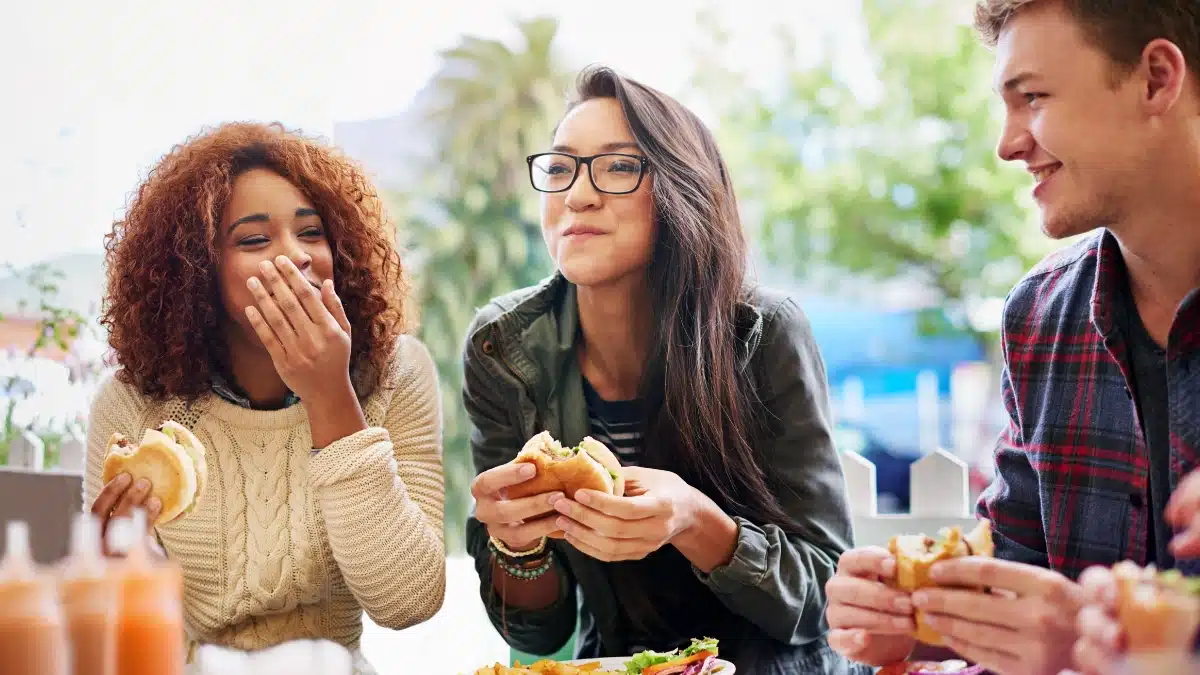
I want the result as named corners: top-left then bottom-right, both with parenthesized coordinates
top-left (973, 0), bottom-right (1200, 84)
top-left (973, 0), bottom-right (1038, 47)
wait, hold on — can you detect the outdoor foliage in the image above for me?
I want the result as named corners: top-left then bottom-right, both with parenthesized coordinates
top-left (690, 0), bottom-right (1051, 349)
top-left (396, 17), bottom-right (569, 552)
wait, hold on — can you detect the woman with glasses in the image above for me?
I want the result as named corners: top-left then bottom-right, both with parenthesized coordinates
top-left (463, 65), bottom-right (860, 674)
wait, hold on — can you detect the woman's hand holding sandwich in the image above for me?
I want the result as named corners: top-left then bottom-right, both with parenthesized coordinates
top-left (912, 557), bottom-right (1082, 675)
top-left (472, 462), bottom-right (564, 552)
top-left (551, 466), bottom-right (739, 573)
top-left (91, 472), bottom-right (163, 536)
top-left (1072, 565), bottom-right (1123, 675)
top-left (824, 546), bottom-right (919, 666)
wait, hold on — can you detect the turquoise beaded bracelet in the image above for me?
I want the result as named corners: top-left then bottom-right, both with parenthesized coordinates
top-left (496, 551), bottom-right (555, 581)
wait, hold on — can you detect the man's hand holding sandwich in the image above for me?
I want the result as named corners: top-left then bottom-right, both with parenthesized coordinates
top-left (826, 520), bottom-right (1084, 675)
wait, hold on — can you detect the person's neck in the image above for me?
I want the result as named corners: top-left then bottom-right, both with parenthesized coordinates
top-left (223, 331), bottom-right (291, 408)
top-left (575, 274), bottom-right (653, 401)
top-left (1111, 157), bottom-right (1200, 347)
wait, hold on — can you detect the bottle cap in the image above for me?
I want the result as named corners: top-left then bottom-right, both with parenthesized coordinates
top-left (106, 516), bottom-right (135, 557)
top-left (4, 520), bottom-right (31, 563)
top-left (70, 513), bottom-right (102, 558)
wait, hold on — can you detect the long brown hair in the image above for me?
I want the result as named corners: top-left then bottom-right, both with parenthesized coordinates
top-left (568, 65), bottom-right (794, 529)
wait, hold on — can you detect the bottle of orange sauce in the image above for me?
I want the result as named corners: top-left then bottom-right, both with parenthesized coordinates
top-left (58, 513), bottom-right (117, 675)
top-left (0, 520), bottom-right (69, 675)
top-left (107, 508), bottom-right (186, 675)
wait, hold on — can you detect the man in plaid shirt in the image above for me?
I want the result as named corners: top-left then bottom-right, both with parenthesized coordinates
top-left (823, 1), bottom-right (1200, 673)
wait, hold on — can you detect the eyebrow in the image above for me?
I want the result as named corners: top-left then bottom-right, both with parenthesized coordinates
top-left (998, 71), bottom-right (1038, 93)
top-left (551, 141), bottom-right (642, 154)
top-left (227, 207), bottom-right (320, 235)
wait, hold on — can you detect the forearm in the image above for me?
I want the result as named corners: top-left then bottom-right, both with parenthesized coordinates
top-left (304, 380), bottom-right (368, 450)
top-left (673, 492), bottom-right (738, 574)
top-left (311, 429), bottom-right (446, 628)
top-left (694, 517), bottom-right (841, 645)
top-left (467, 520), bottom-right (577, 655)
top-left (489, 553), bottom-right (566, 610)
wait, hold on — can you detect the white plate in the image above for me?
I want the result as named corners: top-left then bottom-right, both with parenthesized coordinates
top-left (561, 657), bottom-right (735, 674)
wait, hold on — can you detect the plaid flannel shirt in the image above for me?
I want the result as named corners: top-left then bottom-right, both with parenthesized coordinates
top-left (977, 230), bottom-right (1200, 579)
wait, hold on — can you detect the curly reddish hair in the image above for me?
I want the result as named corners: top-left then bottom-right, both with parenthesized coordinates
top-left (102, 121), bottom-right (411, 401)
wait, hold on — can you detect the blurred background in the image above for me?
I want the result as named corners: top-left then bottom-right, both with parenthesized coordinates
top-left (2, 0), bottom-right (1058, 671)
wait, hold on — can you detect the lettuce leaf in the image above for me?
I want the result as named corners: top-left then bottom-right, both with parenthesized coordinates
top-left (624, 638), bottom-right (718, 674)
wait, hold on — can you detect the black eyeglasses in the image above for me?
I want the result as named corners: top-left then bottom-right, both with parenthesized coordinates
top-left (526, 152), bottom-right (650, 195)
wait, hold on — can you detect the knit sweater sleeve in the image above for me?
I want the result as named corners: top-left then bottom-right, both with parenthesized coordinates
top-left (306, 336), bottom-right (447, 629)
top-left (84, 374), bottom-right (151, 512)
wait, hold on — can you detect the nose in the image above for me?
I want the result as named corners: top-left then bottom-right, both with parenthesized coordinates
top-left (996, 114), bottom-right (1033, 163)
top-left (281, 233), bottom-right (312, 271)
top-left (564, 161), bottom-right (601, 211)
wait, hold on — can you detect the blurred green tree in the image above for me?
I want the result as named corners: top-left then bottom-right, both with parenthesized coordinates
top-left (393, 17), bottom-right (569, 553)
top-left (690, 0), bottom-right (1053, 350)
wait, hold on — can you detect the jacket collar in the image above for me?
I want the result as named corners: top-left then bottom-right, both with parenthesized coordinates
top-left (477, 273), bottom-right (766, 400)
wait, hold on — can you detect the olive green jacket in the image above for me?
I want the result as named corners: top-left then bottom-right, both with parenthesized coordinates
top-left (462, 274), bottom-right (856, 671)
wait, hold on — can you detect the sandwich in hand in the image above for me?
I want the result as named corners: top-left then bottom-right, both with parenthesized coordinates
top-left (1111, 561), bottom-right (1200, 658)
top-left (102, 421), bottom-right (208, 525)
top-left (624, 638), bottom-right (719, 675)
top-left (887, 519), bottom-right (994, 646)
top-left (504, 431), bottom-right (625, 504)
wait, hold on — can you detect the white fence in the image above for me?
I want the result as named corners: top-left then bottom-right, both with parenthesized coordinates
top-left (841, 448), bottom-right (979, 548)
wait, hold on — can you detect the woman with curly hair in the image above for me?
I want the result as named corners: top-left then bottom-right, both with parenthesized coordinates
top-left (84, 122), bottom-right (445, 674)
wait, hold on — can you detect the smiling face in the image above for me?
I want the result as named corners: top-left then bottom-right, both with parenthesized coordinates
top-left (216, 168), bottom-right (334, 347)
top-left (992, 1), bottom-right (1153, 239)
top-left (539, 97), bottom-right (657, 288)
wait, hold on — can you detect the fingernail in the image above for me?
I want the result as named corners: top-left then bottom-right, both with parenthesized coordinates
top-left (546, 492), bottom-right (563, 505)
top-left (518, 464), bottom-right (535, 478)
top-left (146, 497), bottom-right (161, 512)
top-left (276, 255), bottom-right (289, 266)
top-left (879, 557), bottom-right (896, 577)
top-left (555, 517), bottom-right (570, 530)
top-left (894, 596), bottom-right (912, 613)
top-left (911, 591), bottom-right (927, 608)
top-left (852, 630), bottom-right (866, 648)
top-left (575, 491), bottom-right (592, 505)
top-left (116, 473), bottom-right (132, 486)
top-left (247, 277), bottom-right (260, 289)
top-left (135, 478), bottom-right (151, 491)
top-left (554, 500), bottom-right (570, 513)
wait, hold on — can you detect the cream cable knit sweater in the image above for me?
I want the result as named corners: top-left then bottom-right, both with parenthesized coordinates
top-left (83, 336), bottom-right (446, 675)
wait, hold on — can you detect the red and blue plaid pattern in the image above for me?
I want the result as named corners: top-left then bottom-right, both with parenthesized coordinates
top-left (977, 230), bottom-right (1200, 579)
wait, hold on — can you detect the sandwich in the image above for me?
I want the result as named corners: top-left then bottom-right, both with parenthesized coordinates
top-left (1111, 561), bottom-right (1200, 658)
top-left (887, 519), bottom-right (994, 646)
top-left (504, 432), bottom-right (625, 539)
top-left (624, 638), bottom-right (719, 675)
top-left (102, 421), bottom-right (208, 526)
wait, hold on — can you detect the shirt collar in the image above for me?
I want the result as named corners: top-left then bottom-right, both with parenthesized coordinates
top-left (1090, 228), bottom-right (1200, 352)
top-left (210, 371), bottom-right (301, 410)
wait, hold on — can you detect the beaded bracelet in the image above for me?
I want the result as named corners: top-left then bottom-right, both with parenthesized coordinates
top-left (495, 551), bottom-right (555, 582)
